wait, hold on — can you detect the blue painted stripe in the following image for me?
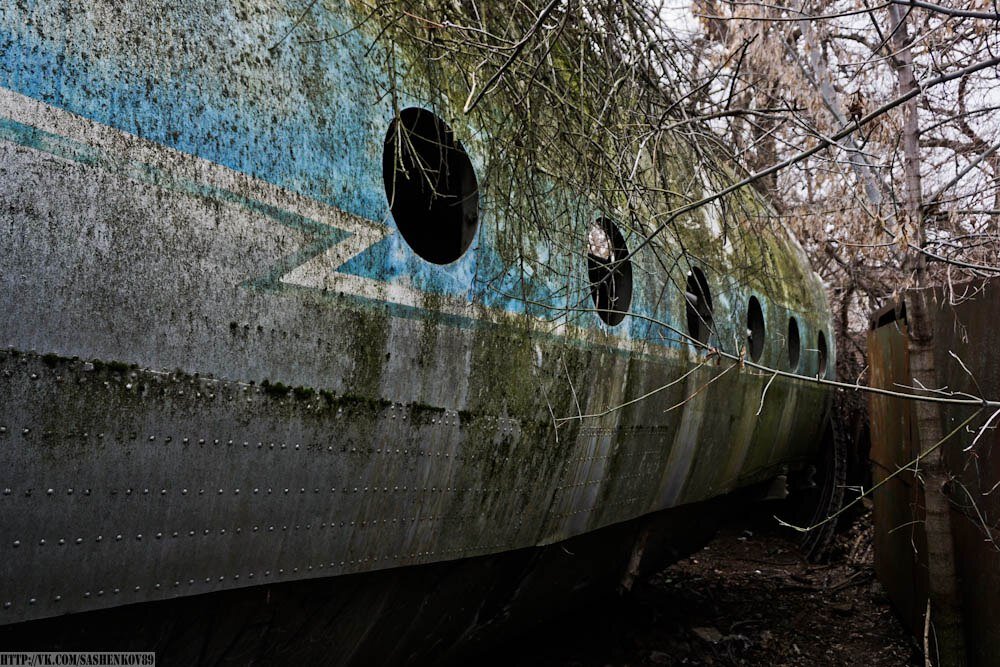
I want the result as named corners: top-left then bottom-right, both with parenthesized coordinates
top-left (0, 2), bottom-right (698, 350)
top-left (0, 115), bottom-right (352, 288)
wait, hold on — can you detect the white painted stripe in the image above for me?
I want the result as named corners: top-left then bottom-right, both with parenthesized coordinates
top-left (0, 86), bottom-right (471, 311)
top-left (0, 85), bottom-right (684, 360)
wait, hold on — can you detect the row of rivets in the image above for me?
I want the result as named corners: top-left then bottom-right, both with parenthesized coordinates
top-left (4, 357), bottom-right (518, 423)
top-left (554, 496), bottom-right (641, 518)
top-left (7, 509), bottom-right (500, 551)
top-left (1, 537), bottom-right (518, 611)
top-left (556, 468), bottom-right (659, 491)
top-left (566, 447), bottom-right (661, 465)
top-left (3, 483), bottom-right (499, 499)
top-left (0, 427), bottom-right (482, 463)
top-left (2, 357), bottom-right (529, 432)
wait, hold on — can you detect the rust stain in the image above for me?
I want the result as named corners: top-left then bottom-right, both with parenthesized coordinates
top-left (869, 282), bottom-right (1000, 665)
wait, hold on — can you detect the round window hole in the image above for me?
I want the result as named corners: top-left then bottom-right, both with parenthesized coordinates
top-left (818, 330), bottom-right (829, 377)
top-left (747, 296), bottom-right (765, 363)
top-left (586, 218), bottom-right (633, 327)
top-left (382, 108), bottom-right (479, 265)
top-left (684, 267), bottom-right (713, 345)
top-left (787, 317), bottom-right (801, 371)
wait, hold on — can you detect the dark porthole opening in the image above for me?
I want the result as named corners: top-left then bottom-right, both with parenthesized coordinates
top-left (586, 218), bottom-right (633, 327)
top-left (747, 296), bottom-right (765, 362)
top-left (382, 107), bottom-right (479, 265)
top-left (818, 330), bottom-right (829, 378)
top-left (684, 267), bottom-right (713, 345)
top-left (787, 317), bottom-right (801, 371)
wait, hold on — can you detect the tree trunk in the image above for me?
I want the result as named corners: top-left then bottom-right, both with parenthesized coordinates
top-left (906, 291), bottom-right (966, 666)
top-left (889, 4), bottom-right (966, 664)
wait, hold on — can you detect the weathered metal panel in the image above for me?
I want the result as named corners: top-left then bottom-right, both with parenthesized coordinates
top-left (868, 317), bottom-right (928, 636)
top-left (869, 283), bottom-right (1000, 665)
top-left (0, 0), bottom-right (836, 626)
top-left (0, 499), bottom-right (728, 664)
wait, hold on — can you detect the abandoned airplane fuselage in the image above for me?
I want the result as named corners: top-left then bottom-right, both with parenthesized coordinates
top-left (0, 1), bottom-right (835, 661)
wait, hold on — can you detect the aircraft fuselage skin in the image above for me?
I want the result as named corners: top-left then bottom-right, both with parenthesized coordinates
top-left (0, 0), bottom-right (834, 635)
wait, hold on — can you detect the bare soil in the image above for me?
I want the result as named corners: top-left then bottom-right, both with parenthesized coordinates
top-left (493, 510), bottom-right (919, 666)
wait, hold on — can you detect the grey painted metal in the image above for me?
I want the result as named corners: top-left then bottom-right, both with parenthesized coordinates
top-left (0, 0), bottom-right (836, 625)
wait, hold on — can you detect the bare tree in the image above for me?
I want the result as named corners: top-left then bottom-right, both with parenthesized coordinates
top-left (690, 1), bottom-right (1000, 662)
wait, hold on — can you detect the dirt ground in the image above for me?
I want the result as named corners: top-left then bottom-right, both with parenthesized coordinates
top-left (496, 509), bottom-right (920, 666)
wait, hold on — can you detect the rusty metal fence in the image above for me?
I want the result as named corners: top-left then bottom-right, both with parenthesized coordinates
top-left (869, 281), bottom-right (1000, 665)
